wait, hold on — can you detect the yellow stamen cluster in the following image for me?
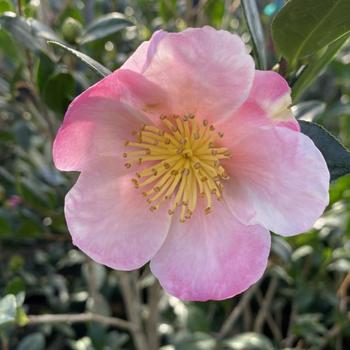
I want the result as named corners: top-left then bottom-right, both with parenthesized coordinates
top-left (124, 114), bottom-right (231, 222)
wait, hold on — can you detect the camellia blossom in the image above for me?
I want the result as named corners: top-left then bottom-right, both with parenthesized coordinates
top-left (53, 27), bottom-right (330, 301)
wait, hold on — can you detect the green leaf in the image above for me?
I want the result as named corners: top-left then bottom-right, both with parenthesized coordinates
top-left (0, 294), bottom-right (17, 327)
top-left (48, 40), bottom-right (111, 77)
top-left (0, 12), bottom-right (44, 52)
top-left (173, 332), bottom-right (216, 350)
top-left (78, 12), bottom-right (133, 45)
top-left (27, 17), bottom-right (62, 43)
top-left (292, 100), bottom-right (326, 121)
top-left (292, 35), bottom-right (349, 101)
top-left (5, 277), bottom-right (25, 295)
top-left (17, 333), bottom-right (45, 350)
top-left (241, 0), bottom-right (267, 69)
top-left (223, 332), bottom-right (275, 350)
top-left (299, 121), bottom-right (350, 181)
top-left (272, 0), bottom-right (350, 66)
top-left (42, 71), bottom-right (76, 113)
top-left (271, 236), bottom-right (292, 263)
top-left (186, 305), bottom-right (210, 332)
top-left (35, 52), bottom-right (55, 93)
top-left (0, 28), bottom-right (23, 64)
top-left (0, 0), bottom-right (13, 14)
top-left (16, 307), bottom-right (29, 327)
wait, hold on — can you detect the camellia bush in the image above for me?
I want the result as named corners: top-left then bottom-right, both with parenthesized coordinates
top-left (1, 0), bottom-right (350, 349)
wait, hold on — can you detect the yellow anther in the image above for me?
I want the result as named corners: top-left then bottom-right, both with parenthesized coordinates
top-left (123, 114), bottom-right (231, 221)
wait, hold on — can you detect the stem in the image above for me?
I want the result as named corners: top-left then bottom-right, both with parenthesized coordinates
top-left (146, 280), bottom-right (160, 350)
top-left (217, 281), bottom-right (260, 340)
top-left (1, 333), bottom-right (9, 350)
top-left (16, 0), bottom-right (22, 16)
top-left (253, 276), bottom-right (278, 333)
top-left (26, 313), bottom-right (134, 331)
top-left (86, 259), bottom-right (99, 311)
top-left (118, 272), bottom-right (149, 350)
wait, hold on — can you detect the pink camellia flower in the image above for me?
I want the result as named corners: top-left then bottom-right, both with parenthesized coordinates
top-left (53, 27), bottom-right (330, 301)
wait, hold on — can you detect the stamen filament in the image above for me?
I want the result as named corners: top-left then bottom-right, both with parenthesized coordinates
top-left (124, 114), bottom-right (230, 222)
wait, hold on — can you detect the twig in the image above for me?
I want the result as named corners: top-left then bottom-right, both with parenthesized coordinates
top-left (86, 259), bottom-right (99, 311)
top-left (118, 272), bottom-right (149, 350)
top-left (282, 299), bottom-right (298, 347)
top-left (255, 287), bottom-right (282, 342)
top-left (16, 0), bottom-right (22, 16)
top-left (26, 313), bottom-right (134, 331)
top-left (311, 324), bottom-right (342, 350)
top-left (1, 333), bottom-right (9, 350)
top-left (217, 281), bottom-right (260, 340)
top-left (146, 280), bottom-right (160, 350)
top-left (254, 276), bottom-right (278, 333)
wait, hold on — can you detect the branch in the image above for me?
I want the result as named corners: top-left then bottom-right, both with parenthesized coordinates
top-left (254, 276), bottom-right (278, 333)
top-left (26, 312), bottom-right (134, 331)
top-left (118, 272), bottom-right (150, 350)
top-left (146, 279), bottom-right (160, 350)
top-left (217, 281), bottom-right (260, 340)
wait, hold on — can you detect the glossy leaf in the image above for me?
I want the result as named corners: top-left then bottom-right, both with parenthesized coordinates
top-left (0, 12), bottom-right (44, 52)
top-left (292, 35), bottom-right (349, 101)
top-left (299, 120), bottom-right (350, 181)
top-left (272, 0), bottom-right (350, 65)
top-left (78, 12), bottom-right (133, 44)
top-left (35, 53), bottom-right (55, 93)
top-left (241, 0), bottom-right (267, 69)
top-left (48, 40), bottom-right (111, 77)
top-left (17, 333), bottom-right (45, 350)
top-left (292, 100), bottom-right (326, 121)
top-left (0, 294), bottom-right (16, 327)
top-left (27, 17), bottom-right (62, 43)
top-left (42, 72), bottom-right (76, 113)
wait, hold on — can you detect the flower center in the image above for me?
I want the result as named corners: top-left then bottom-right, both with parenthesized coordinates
top-left (124, 115), bottom-right (231, 222)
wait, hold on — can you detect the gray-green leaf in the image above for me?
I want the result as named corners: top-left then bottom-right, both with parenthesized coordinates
top-left (48, 40), bottom-right (111, 77)
top-left (78, 12), bottom-right (133, 45)
top-left (0, 294), bottom-right (17, 327)
top-left (17, 333), bottom-right (45, 350)
top-left (241, 0), bottom-right (267, 69)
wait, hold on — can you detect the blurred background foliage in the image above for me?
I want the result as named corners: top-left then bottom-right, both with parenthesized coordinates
top-left (0, 0), bottom-right (350, 349)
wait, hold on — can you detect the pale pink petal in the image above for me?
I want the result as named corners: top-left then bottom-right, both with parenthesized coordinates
top-left (247, 70), bottom-right (299, 131)
top-left (65, 157), bottom-right (171, 270)
top-left (121, 41), bottom-right (149, 72)
top-left (122, 31), bottom-right (167, 73)
top-left (224, 126), bottom-right (329, 236)
top-left (140, 26), bottom-right (255, 121)
top-left (150, 201), bottom-right (270, 301)
top-left (216, 102), bottom-right (268, 144)
top-left (53, 69), bottom-right (167, 172)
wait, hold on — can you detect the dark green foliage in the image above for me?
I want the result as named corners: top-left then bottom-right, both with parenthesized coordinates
top-left (272, 0), bottom-right (350, 66)
top-left (300, 121), bottom-right (350, 181)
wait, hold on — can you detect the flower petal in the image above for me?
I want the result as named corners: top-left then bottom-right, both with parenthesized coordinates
top-left (53, 69), bottom-right (167, 172)
top-left (247, 70), bottom-right (299, 131)
top-left (150, 201), bottom-right (270, 301)
top-left (122, 30), bottom-right (166, 73)
top-left (65, 158), bottom-right (171, 270)
top-left (141, 26), bottom-right (255, 121)
top-left (224, 126), bottom-right (330, 236)
top-left (216, 101), bottom-right (268, 144)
